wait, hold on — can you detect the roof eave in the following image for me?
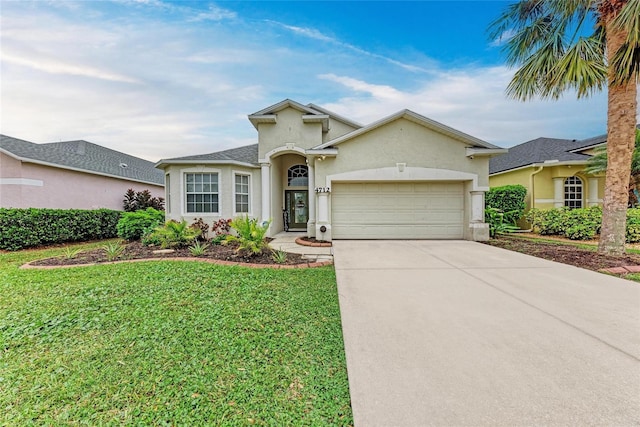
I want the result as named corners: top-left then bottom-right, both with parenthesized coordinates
top-left (155, 159), bottom-right (260, 169)
top-left (466, 147), bottom-right (508, 158)
top-left (489, 160), bottom-right (590, 176)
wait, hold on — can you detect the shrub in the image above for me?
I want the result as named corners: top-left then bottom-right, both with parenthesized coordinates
top-left (485, 207), bottom-right (519, 238)
top-left (0, 208), bottom-right (121, 251)
top-left (526, 207), bottom-right (602, 240)
top-left (627, 209), bottom-right (640, 243)
top-left (224, 216), bottom-right (271, 256)
top-left (151, 220), bottom-right (201, 248)
top-left (123, 189), bottom-right (165, 212)
top-left (212, 218), bottom-right (232, 236)
top-left (191, 218), bottom-right (210, 241)
top-left (486, 185), bottom-right (527, 225)
top-left (117, 208), bottom-right (165, 241)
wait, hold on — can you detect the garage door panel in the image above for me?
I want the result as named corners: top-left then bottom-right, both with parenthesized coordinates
top-left (332, 182), bottom-right (465, 239)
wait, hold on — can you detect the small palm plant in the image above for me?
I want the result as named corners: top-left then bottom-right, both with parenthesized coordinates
top-left (152, 220), bottom-right (201, 248)
top-left (103, 241), bottom-right (125, 261)
top-left (62, 246), bottom-right (83, 259)
top-left (271, 249), bottom-right (288, 264)
top-left (189, 240), bottom-right (209, 257)
top-left (224, 216), bottom-right (271, 256)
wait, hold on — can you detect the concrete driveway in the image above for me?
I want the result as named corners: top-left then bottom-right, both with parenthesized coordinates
top-left (333, 240), bottom-right (640, 427)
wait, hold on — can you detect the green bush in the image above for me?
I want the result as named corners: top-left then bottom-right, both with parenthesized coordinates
top-left (116, 208), bottom-right (165, 241)
top-left (526, 207), bottom-right (602, 240)
top-left (486, 185), bottom-right (527, 225)
top-left (224, 216), bottom-right (271, 256)
top-left (485, 207), bottom-right (519, 238)
top-left (0, 208), bottom-right (121, 251)
top-left (150, 220), bottom-right (200, 248)
top-left (626, 209), bottom-right (640, 243)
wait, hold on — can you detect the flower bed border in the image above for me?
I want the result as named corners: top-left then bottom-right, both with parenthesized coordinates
top-left (20, 257), bottom-right (332, 270)
top-left (295, 237), bottom-right (332, 247)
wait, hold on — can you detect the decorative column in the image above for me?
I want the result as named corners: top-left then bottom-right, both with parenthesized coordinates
top-left (315, 188), bottom-right (332, 241)
top-left (553, 177), bottom-right (564, 208)
top-left (587, 177), bottom-right (599, 207)
top-left (260, 162), bottom-right (271, 226)
top-left (470, 191), bottom-right (484, 223)
top-left (307, 158), bottom-right (316, 237)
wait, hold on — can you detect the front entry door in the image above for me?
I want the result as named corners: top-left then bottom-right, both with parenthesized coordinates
top-left (285, 190), bottom-right (308, 230)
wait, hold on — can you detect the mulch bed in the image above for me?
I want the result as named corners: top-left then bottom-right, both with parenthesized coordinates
top-left (29, 241), bottom-right (308, 267)
top-left (485, 235), bottom-right (640, 272)
top-left (296, 237), bottom-right (332, 247)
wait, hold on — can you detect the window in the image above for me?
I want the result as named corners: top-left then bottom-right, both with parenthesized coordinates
top-left (564, 176), bottom-right (583, 209)
top-left (185, 173), bottom-right (218, 213)
top-left (235, 174), bottom-right (250, 213)
top-left (287, 165), bottom-right (308, 187)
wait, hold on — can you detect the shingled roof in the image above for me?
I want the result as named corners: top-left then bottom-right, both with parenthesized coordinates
top-left (489, 137), bottom-right (597, 175)
top-left (0, 135), bottom-right (164, 185)
top-left (156, 144), bottom-right (259, 167)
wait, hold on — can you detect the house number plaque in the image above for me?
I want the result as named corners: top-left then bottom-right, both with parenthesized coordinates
top-left (314, 187), bottom-right (331, 193)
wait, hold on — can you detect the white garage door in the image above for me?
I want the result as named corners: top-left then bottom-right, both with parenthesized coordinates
top-left (331, 182), bottom-right (464, 239)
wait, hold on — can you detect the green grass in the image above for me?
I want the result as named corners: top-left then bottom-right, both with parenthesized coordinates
top-left (0, 243), bottom-right (352, 425)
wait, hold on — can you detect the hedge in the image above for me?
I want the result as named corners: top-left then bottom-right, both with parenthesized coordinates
top-left (486, 185), bottom-right (527, 225)
top-left (0, 208), bottom-right (121, 251)
top-left (525, 206), bottom-right (640, 242)
top-left (116, 208), bottom-right (165, 241)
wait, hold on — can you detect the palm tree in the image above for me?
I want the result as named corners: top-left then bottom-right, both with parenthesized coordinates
top-left (489, 0), bottom-right (639, 255)
top-left (585, 129), bottom-right (640, 207)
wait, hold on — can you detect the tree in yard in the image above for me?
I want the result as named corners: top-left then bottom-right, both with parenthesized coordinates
top-left (489, 0), bottom-right (639, 255)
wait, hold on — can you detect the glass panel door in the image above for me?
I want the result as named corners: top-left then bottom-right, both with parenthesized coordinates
top-left (286, 190), bottom-right (308, 229)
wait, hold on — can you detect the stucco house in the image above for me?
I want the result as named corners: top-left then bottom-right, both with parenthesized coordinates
top-left (156, 99), bottom-right (506, 241)
top-left (489, 133), bottom-right (609, 212)
top-left (0, 135), bottom-right (164, 210)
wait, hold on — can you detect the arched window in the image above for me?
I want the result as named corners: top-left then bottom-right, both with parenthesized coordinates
top-left (287, 165), bottom-right (308, 187)
top-left (564, 176), bottom-right (583, 209)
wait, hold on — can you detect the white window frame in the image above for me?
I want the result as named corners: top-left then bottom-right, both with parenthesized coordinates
top-left (564, 176), bottom-right (583, 209)
top-left (181, 168), bottom-right (221, 216)
top-left (233, 171), bottom-right (252, 216)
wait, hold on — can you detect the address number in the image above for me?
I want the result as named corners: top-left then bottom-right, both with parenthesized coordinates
top-left (314, 187), bottom-right (331, 193)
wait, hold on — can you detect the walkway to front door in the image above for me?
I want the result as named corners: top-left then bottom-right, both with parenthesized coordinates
top-left (333, 240), bottom-right (640, 426)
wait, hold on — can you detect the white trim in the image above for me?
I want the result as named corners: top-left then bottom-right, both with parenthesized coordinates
top-left (259, 145), bottom-right (307, 163)
top-left (0, 178), bottom-right (43, 186)
top-left (155, 159), bottom-right (259, 169)
top-left (534, 199), bottom-right (556, 204)
top-left (181, 167), bottom-right (222, 217)
top-left (325, 166), bottom-right (487, 192)
top-left (165, 173), bottom-right (171, 214)
top-left (466, 147), bottom-right (508, 157)
top-left (232, 170), bottom-right (252, 216)
top-left (490, 160), bottom-right (589, 176)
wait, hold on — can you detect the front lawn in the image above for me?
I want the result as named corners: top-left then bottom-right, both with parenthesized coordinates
top-left (0, 244), bottom-right (352, 425)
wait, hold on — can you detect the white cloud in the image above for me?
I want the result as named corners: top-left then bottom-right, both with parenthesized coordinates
top-left (189, 4), bottom-right (237, 22)
top-left (490, 29), bottom-right (516, 47)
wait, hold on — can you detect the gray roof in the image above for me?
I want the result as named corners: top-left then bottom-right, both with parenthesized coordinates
top-left (0, 135), bottom-right (164, 185)
top-left (159, 144), bottom-right (258, 165)
top-left (489, 137), bottom-right (595, 174)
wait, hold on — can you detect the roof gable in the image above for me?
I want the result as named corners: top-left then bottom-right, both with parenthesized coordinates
top-left (0, 135), bottom-right (164, 185)
top-left (313, 109), bottom-right (499, 150)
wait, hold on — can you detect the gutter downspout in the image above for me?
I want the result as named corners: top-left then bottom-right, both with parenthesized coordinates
top-left (530, 165), bottom-right (544, 210)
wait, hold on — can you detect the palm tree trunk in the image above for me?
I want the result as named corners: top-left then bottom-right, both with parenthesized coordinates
top-left (598, 18), bottom-right (637, 255)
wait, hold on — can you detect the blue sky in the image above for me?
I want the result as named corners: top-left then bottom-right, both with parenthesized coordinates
top-left (1, 0), bottom-right (631, 161)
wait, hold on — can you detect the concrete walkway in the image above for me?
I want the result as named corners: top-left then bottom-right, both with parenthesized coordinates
top-left (269, 232), bottom-right (333, 262)
top-left (333, 240), bottom-right (640, 427)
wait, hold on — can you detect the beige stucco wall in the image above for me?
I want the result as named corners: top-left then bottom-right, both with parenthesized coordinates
top-left (0, 158), bottom-right (164, 210)
top-left (315, 118), bottom-right (489, 186)
top-left (322, 119), bottom-right (359, 143)
top-left (258, 107), bottom-right (323, 159)
top-left (162, 164), bottom-right (261, 226)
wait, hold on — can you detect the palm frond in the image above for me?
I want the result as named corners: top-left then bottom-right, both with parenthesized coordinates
top-left (548, 36), bottom-right (608, 97)
top-left (609, 0), bottom-right (640, 84)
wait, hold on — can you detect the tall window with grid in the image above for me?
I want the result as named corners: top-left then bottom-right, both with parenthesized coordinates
top-left (185, 173), bottom-right (218, 213)
top-left (564, 176), bottom-right (583, 209)
top-left (235, 174), bottom-right (250, 213)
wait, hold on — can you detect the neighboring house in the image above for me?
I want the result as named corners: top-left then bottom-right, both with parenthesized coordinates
top-left (156, 99), bottom-right (506, 241)
top-left (0, 135), bottom-right (164, 210)
top-left (489, 134), bottom-right (608, 211)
